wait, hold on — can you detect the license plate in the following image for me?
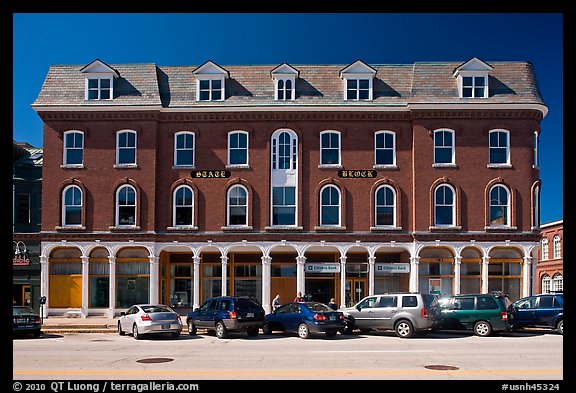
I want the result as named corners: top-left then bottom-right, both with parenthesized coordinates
top-left (246, 313), bottom-right (254, 318)
top-left (161, 324), bottom-right (170, 330)
top-left (329, 316), bottom-right (336, 321)
top-left (16, 318), bottom-right (27, 323)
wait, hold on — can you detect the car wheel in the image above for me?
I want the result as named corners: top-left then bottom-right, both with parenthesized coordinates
top-left (171, 331), bottom-right (181, 338)
top-left (473, 321), bottom-right (492, 337)
top-left (132, 324), bottom-right (141, 340)
top-left (118, 322), bottom-right (125, 336)
top-left (262, 322), bottom-right (273, 335)
top-left (556, 320), bottom-right (563, 335)
top-left (395, 320), bottom-right (414, 338)
top-left (325, 330), bottom-right (337, 338)
top-left (341, 318), bottom-right (355, 335)
top-left (247, 328), bottom-right (259, 337)
top-left (215, 321), bottom-right (228, 339)
top-left (297, 323), bottom-right (310, 339)
top-left (32, 330), bottom-right (41, 338)
top-left (187, 320), bottom-right (197, 336)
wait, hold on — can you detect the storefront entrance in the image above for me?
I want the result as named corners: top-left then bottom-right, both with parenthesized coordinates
top-left (305, 279), bottom-right (335, 304)
top-left (345, 278), bottom-right (366, 307)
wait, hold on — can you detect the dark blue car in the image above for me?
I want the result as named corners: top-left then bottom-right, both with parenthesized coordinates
top-left (507, 293), bottom-right (563, 335)
top-left (263, 302), bottom-right (345, 338)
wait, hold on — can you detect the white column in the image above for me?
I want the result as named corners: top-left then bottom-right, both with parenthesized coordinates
top-left (81, 256), bottom-right (89, 318)
top-left (481, 256), bottom-right (490, 293)
top-left (522, 256), bottom-right (532, 298)
top-left (453, 256), bottom-right (461, 295)
top-left (296, 256), bottom-right (306, 296)
top-left (108, 256), bottom-right (116, 318)
top-left (193, 256), bottom-right (201, 309)
top-left (149, 256), bottom-right (159, 304)
top-left (221, 255), bottom-right (228, 296)
top-left (261, 256), bottom-right (272, 313)
top-left (409, 256), bottom-right (420, 292)
top-left (339, 255), bottom-right (347, 309)
top-left (368, 256), bottom-right (376, 296)
top-left (40, 255), bottom-right (48, 318)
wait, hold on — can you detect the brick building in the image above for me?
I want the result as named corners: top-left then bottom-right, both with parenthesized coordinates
top-left (32, 57), bottom-right (547, 317)
top-left (537, 220), bottom-right (563, 294)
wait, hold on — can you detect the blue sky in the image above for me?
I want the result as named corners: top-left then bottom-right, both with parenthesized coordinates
top-left (12, 13), bottom-right (563, 224)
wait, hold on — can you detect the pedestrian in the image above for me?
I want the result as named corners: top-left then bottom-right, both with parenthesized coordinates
top-left (272, 294), bottom-right (281, 311)
top-left (328, 298), bottom-right (338, 311)
top-left (293, 291), bottom-right (304, 302)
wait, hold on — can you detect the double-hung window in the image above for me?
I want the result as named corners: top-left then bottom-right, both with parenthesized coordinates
top-left (63, 131), bottom-right (84, 166)
top-left (375, 131), bottom-right (395, 166)
top-left (272, 187), bottom-right (296, 226)
top-left (320, 131), bottom-right (341, 166)
top-left (228, 131), bottom-right (248, 166)
top-left (489, 185), bottom-right (510, 226)
top-left (62, 185), bottom-right (82, 226)
top-left (116, 130), bottom-right (137, 166)
top-left (116, 185), bottom-right (136, 226)
top-left (227, 185), bottom-right (248, 227)
top-left (489, 130), bottom-right (510, 165)
top-left (173, 186), bottom-right (194, 227)
top-left (319, 185), bottom-right (341, 226)
top-left (174, 132), bottom-right (195, 167)
top-left (434, 129), bottom-right (455, 165)
top-left (375, 185), bottom-right (396, 227)
top-left (434, 184), bottom-right (455, 226)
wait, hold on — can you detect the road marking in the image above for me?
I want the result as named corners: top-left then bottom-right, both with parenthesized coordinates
top-left (309, 350), bottom-right (434, 353)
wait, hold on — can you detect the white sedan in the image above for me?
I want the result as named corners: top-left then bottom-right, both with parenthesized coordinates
top-left (118, 304), bottom-right (183, 339)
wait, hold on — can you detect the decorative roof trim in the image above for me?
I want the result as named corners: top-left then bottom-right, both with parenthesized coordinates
top-left (453, 57), bottom-right (494, 77)
top-left (79, 59), bottom-right (120, 77)
top-left (192, 60), bottom-right (230, 78)
top-left (270, 63), bottom-right (300, 78)
top-left (339, 60), bottom-right (377, 78)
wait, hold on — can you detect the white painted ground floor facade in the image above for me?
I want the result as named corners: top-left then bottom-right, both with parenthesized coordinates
top-left (40, 239), bottom-right (539, 318)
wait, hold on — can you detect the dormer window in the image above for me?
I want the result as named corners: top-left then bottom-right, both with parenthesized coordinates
top-left (192, 61), bottom-right (229, 102)
top-left (340, 60), bottom-right (377, 101)
top-left (453, 57), bottom-right (493, 99)
top-left (80, 59), bottom-right (119, 101)
top-left (271, 63), bottom-right (298, 101)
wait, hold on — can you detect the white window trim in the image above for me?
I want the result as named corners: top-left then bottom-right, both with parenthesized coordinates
top-left (227, 130), bottom-right (249, 167)
top-left (488, 129), bottom-right (510, 165)
top-left (533, 131), bottom-right (540, 168)
top-left (227, 185), bottom-right (249, 227)
top-left (116, 130), bottom-right (137, 166)
top-left (553, 235), bottom-right (561, 259)
top-left (196, 76), bottom-right (225, 102)
top-left (271, 186), bottom-right (298, 227)
top-left (374, 185), bottom-right (397, 228)
top-left (541, 238), bottom-right (549, 260)
top-left (488, 184), bottom-right (511, 227)
top-left (434, 184), bottom-right (456, 227)
top-left (541, 274), bottom-right (551, 294)
top-left (172, 185), bottom-right (194, 228)
top-left (344, 76), bottom-right (373, 101)
top-left (85, 76), bottom-right (113, 101)
top-left (62, 130), bottom-right (84, 167)
top-left (115, 185), bottom-right (137, 227)
top-left (274, 77), bottom-right (296, 101)
top-left (319, 130), bottom-right (342, 167)
top-left (319, 185), bottom-right (342, 227)
top-left (374, 130), bottom-right (396, 167)
top-left (457, 73), bottom-right (488, 98)
top-left (433, 129), bottom-right (456, 165)
top-left (174, 131), bottom-right (196, 168)
top-left (270, 129), bottom-right (298, 227)
top-left (61, 185), bottom-right (82, 227)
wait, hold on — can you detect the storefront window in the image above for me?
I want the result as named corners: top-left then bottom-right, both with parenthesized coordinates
top-left (116, 261), bottom-right (149, 308)
top-left (170, 264), bottom-right (192, 308)
top-left (89, 262), bottom-right (109, 308)
top-left (460, 261), bottom-right (481, 294)
top-left (234, 264), bottom-right (262, 302)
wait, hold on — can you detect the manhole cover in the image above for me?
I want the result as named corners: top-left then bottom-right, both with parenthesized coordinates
top-left (91, 339), bottom-right (112, 342)
top-left (425, 365), bottom-right (459, 371)
top-left (136, 358), bottom-right (174, 364)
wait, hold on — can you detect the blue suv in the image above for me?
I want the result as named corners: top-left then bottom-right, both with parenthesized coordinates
top-left (507, 293), bottom-right (563, 335)
top-left (186, 296), bottom-right (265, 339)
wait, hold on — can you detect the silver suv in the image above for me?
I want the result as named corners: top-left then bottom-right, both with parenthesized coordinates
top-left (340, 292), bottom-right (437, 338)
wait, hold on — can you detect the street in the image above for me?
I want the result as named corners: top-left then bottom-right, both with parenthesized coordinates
top-left (13, 329), bottom-right (563, 381)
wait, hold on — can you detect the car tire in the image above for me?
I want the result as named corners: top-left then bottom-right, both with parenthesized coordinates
top-left (297, 323), bottom-right (310, 339)
top-left (132, 324), bottom-right (141, 340)
top-left (187, 320), bottom-right (197, 336)
top-left (247, 328), bottom-right (259, 337)
top-left (473, 321), bottom-right (492, 337)
top-left (395, 320), bottom-right (414, 338)
top-left (341, 318), bottom-right (355, 335)
top-left (262, 322), bottom-right (273, 335)
top-left (32, 330), bottom-right (41, 338)
top-left (171, 331), bottom-right (181, 338)
top-left (556, 320), bottom-right (563, 335)
top-left (118, 322), bottom-right (125, 336)
top-left (215, 321), bottom-right (228, 339)
top-left (325, 330), bottom-right (337, 338)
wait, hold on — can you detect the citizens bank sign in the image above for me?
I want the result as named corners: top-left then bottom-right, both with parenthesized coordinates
top-left (375, 263), bottom-right (410, 274)
top-left (306, 263), bottom-right (340, 273)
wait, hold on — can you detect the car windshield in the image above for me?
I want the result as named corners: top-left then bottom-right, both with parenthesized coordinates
top-left (141, 305), bottom-right (173, 313)
top-left (13, 306), bottom-right (35, 316)
top-left (305, 303), bottom-right (332, 312)
top-left (235, 298), bottom-right (261, 309)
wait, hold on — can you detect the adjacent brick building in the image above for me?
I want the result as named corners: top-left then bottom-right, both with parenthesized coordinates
top-left (32, 57), bottom-right (547, 317)
top-left (537, 220), bottom-right (563, 294)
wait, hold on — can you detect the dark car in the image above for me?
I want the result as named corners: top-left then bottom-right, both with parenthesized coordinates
top-left (186, 296), bottom-right (265, 339)
top-left (263, 302), bottom-right (345, 339)
top-left (507, 293), bottom-right (563, 335)
top-left (430, 293), bottom-right (512, 336)
top-left (13, 306), bottom-right (42, 338)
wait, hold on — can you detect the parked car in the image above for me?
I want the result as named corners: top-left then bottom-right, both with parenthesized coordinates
top-left (186, 296), bottom-right (265, 339)
top-left (507, 293), bottom-right (563, 335)
top-left (13, 306), bottom-right (42, 338)
top-left (118, 304), bottom-right (182, 339)
top-left (430, 293), bottom-right (512, 337)
top-left (339, 292), bottom-right (436, 338)
top-left (263, 302), bottom-right (345, 339)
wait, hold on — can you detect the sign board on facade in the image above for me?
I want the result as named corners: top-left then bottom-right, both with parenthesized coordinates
top-left (375, 263), bottom-right (410, 274)
top-left (191, 170), bottom-right (231, 179)
top-left (306, 263), bottom-right (340, 273)
top-left (13, 256), bottom-right (30, 266)
top-left (429, 278), bottom-right (442, 295)
top-left (338, 170), bottom-right (377, 179)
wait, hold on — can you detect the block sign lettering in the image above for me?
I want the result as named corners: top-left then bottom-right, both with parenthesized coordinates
top-left (191, 170), bottom-right (231, 179)
top-left (338, 170), bottom-right (377, 179)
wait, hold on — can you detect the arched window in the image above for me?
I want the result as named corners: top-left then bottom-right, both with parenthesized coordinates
top-left (272, 130), bottom-right (297, 170)
top-left (375, 185), bottom-right (396, 227)
top-left (228, 131), bottom-right (248, 166)
top-left (552, 273), bottom-right (563, 292)
top-left (63, 131), bottom-right (84, 166)
top-left (533, 184), bottom-right (540, 228)
top-left (227, 185), bottom-right (248, 226)
top-left (320, 185), bottom-right (341, 226)
top-left (433, 129), bottom-right (455, 165)
top-left (553, 235), bottom-right (561, 259)
top-left (434, 184), bottom-right (455, 226)
top-left (62, 185), bottom-right (82, 226)
top-left (174, 131), bottom-right (195, 167)
top-left (116, 130), bottom-right (137, 165)
top-left (173, 185), bottom-right (194, 226)
top-left (116, 185), bottom-right (136, 226)
top-left (374, 131), bottom-right (396, 166)
top-left (541, 237), bottom-right (549, 260)
top-left (489, 129), bottom-right (510, 165)
top-left (541, 274), bottom-right (551, 294)
top-left (489, 185), bottom-right (510, 226)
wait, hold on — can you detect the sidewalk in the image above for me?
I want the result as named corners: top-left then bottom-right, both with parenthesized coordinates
top-left (40, 314), bottom-right (190, 334)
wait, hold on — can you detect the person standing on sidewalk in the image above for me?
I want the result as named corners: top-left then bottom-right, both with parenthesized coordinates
top-left (293, 292), bottom-right (304, 302)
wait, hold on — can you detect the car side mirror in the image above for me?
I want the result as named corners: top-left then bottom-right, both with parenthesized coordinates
top-left (356, 304), bottom-right (361, 311)
top-left (120, 312), bottom-right (126, 316)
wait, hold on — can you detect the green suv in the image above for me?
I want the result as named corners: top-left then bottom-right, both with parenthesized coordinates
top-left (430, 293), bottom-right (512, 336)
